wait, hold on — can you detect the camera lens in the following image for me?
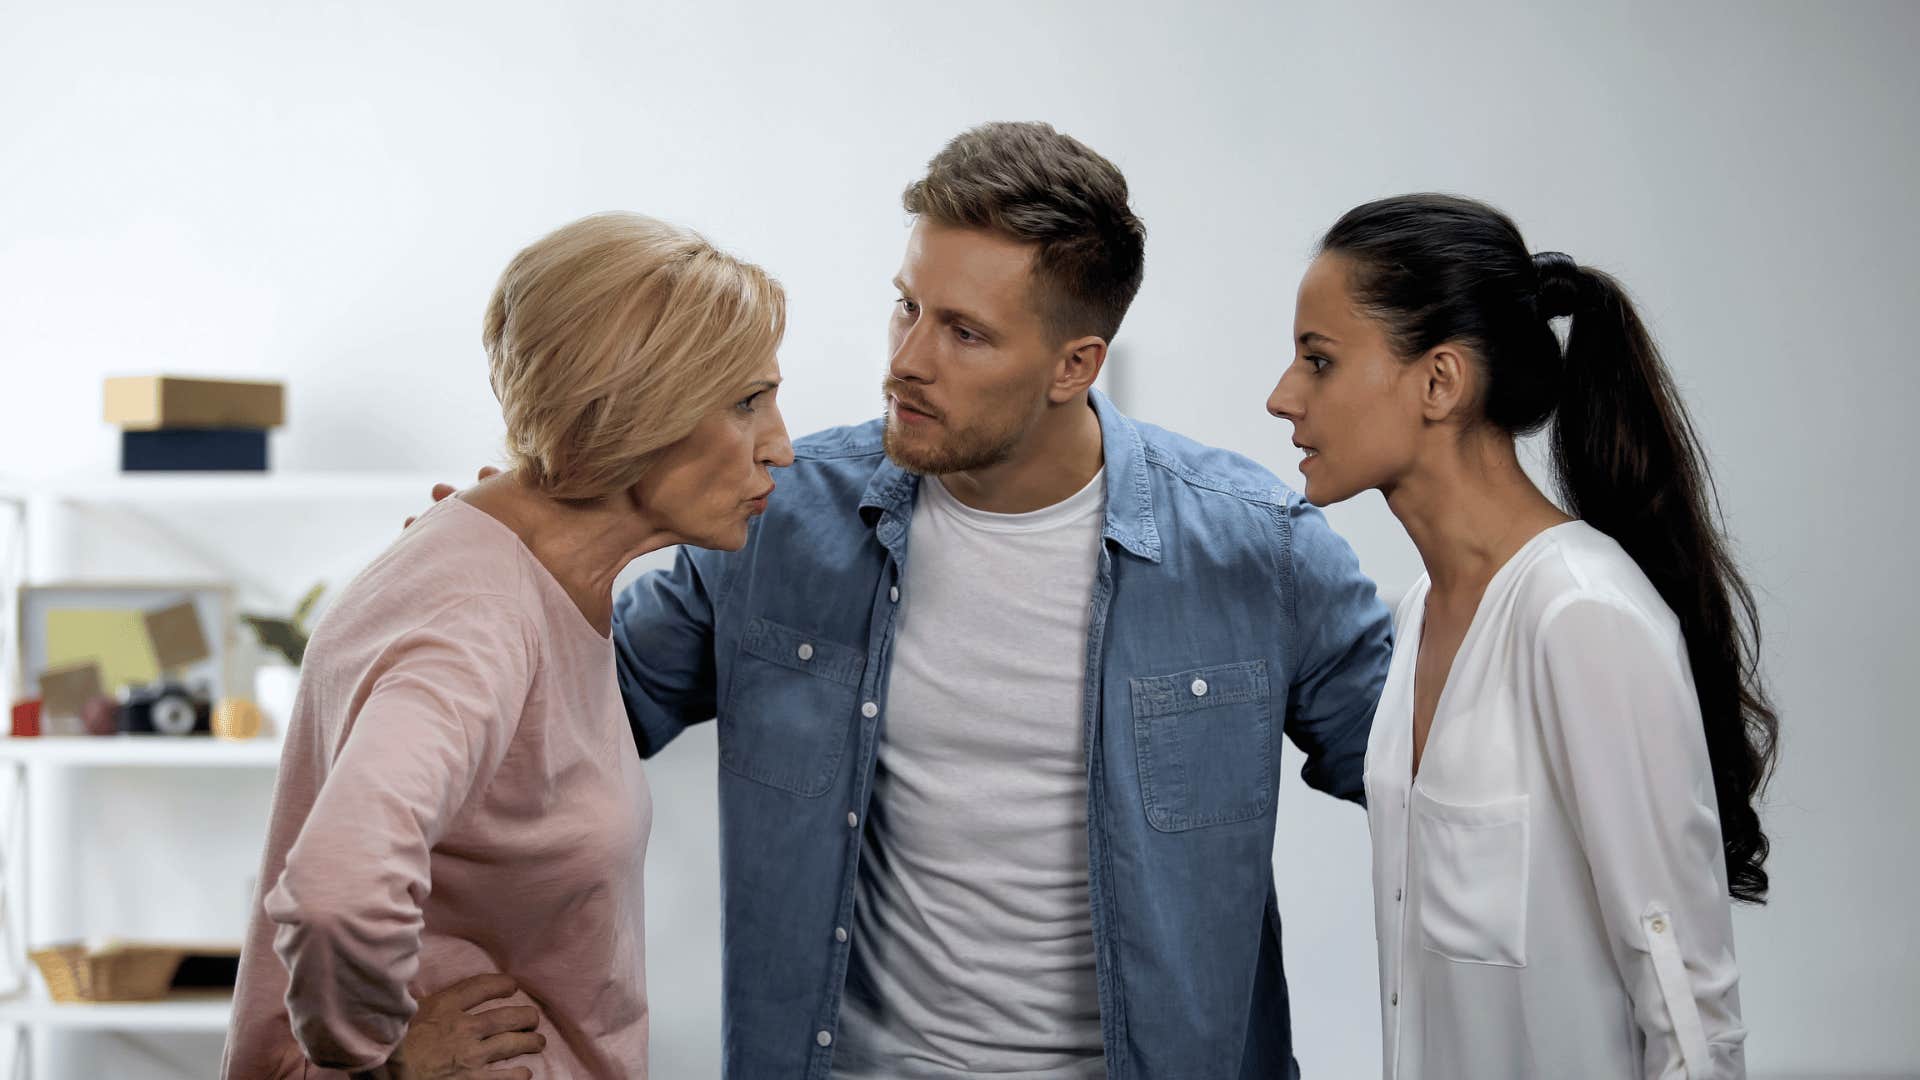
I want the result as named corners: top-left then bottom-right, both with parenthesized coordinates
top-left (151, 695), bottom-right (197, 736)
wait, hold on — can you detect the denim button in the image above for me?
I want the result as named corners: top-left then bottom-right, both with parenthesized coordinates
top-left (797, 643), bottom-right (815, 661)
top-left (1191, 678), bottom-right (1209, 697)
top-left (861, 701), bottom-right (878, 719)
top-left (835, 926), bottom-right (848, 943)
top-left (889, 586), bottom-right (900, 603)
top-left (817, 1030), bottom-right (833, 1047)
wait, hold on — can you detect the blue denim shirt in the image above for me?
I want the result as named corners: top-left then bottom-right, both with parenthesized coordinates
top-left (612, 390), bottom-right (1393, 1079)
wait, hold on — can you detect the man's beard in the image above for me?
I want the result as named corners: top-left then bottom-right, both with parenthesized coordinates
top-left (880, 378), bottom-right (1025, 475)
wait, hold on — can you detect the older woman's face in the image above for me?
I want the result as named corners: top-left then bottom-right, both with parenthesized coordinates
top-left (636, 357), bottom-right (793, 550)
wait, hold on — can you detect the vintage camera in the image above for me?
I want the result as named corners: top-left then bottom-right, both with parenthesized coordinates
top-left (119, 681), bottom-right (212, 736)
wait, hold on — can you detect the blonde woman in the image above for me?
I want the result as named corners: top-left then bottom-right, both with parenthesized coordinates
top-left (224, 213), bottom-right (792, 1080)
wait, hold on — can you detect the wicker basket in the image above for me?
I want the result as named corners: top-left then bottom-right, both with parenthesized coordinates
top-left (30, 943), bottom-right (185, 1003)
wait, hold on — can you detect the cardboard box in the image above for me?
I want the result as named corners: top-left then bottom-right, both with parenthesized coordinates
top-left (104, 376), bottom-right (284, 431)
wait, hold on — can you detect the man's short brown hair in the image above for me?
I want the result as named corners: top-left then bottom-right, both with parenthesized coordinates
top-left (903, 121), bottom-right (1146, 344)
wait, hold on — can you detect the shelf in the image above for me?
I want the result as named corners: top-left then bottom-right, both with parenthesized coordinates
top-left (0, 738), bottom-right (281, 768)
top-left (0, 990), bottom-right (232, 1031)
top-left (0, 471), bottom-right (456, 505)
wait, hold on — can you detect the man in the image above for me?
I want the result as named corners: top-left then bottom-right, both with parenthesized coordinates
top-left (613, 121), bottom-right (1392, 1078)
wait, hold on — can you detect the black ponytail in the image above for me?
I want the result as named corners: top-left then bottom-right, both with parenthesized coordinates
top-left (1324, 194), bottom-right (1779, 903)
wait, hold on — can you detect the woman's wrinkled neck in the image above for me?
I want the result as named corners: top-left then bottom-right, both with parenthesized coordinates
top-left (457, 471), bottom-right (675, 634)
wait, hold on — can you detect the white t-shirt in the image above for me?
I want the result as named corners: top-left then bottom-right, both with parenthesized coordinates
top-left (1365, 521), bottom-right (1746, 1079)
top-left (833, 470), bottom-right (1108, 1079)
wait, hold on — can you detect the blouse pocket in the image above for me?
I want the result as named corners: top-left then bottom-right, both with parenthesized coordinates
top-left (1130, 660), bottom-right (1273, 833)
top-left (1412, 788), bottom-right (1530, 967)
top-left (719, 617), bottom-right (865, 797)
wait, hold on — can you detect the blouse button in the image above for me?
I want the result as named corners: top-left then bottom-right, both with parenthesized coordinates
top-left (1391, 992), bottom-right (1399, 1006)
top-left (797, 643), bottom-right (815, 661)
top-left (1394, 888), bottom-right (1403, 902)
top-left (1190, 678), bottom-right (1209, 697)
top-left (1650, 916), bottom-right (1668, 934)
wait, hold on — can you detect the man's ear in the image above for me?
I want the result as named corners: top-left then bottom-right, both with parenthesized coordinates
top-left (1050, 336), bottom-right (1108, 403)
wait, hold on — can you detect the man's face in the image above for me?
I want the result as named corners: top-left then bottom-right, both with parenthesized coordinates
top-left (882, 220), bottom-right (1061, 474)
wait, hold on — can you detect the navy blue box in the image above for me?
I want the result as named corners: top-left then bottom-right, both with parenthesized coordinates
top-left (121, 428), bottom-right (269, 471)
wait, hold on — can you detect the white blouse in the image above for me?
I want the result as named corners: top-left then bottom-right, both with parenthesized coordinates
top-left (1364, 521), bottom-right (1747, 1079)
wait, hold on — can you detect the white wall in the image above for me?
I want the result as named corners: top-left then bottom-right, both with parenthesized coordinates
top-left (2, 2), bottom-right (1914, 1076)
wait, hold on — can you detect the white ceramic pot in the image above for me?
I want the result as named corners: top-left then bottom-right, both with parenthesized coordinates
top-left (252, 663), bottom-right (303, 741)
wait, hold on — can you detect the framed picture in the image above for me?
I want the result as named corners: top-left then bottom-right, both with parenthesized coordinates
top-left (17, 583), bottom-right (232, 734)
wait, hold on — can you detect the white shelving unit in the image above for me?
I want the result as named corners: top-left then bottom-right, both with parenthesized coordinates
top-left (0, 472), bottom-right (451, 506)
top-left (0, 992), bottom-right (231, 1032)
top-left (0, 471), bottom-right (451, 711)
top-left (0, 740), bottom-right (282, 769)
top-left (0, 471), bottom-right (447, 1078)
top-left (0, 741), bottom-right (277, 1072)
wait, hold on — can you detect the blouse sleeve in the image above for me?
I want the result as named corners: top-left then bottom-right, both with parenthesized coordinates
top-left (1532, 594), bottom-right (1748, 1079)
top-left (263, 596), bottom-right (535, 1072)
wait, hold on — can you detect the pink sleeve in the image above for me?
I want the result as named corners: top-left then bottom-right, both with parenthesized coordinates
top-left (263, 596), bottom-right (535, 1072)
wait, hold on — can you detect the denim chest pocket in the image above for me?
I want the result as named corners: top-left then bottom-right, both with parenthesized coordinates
top-left (1130, 660), bottom-right (1274, 832)
top-left (720, 617), bottom-right (865, 797)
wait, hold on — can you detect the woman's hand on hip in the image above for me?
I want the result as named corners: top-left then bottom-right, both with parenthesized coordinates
top-left (372, 972), bottom-right (546, 1080)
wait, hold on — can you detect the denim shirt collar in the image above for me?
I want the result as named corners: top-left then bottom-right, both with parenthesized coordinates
top-left (855, 388), bottom-right (1162, 564)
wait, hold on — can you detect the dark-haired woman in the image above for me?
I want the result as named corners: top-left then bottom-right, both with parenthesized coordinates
top-left (1268, 194), bottom-right (1775, 1079)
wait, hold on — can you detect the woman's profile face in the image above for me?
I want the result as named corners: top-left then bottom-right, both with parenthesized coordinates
top-left (635, 356), bottom-right (793, 550)
top-left (1267, 252), bottom-right (1427, 506)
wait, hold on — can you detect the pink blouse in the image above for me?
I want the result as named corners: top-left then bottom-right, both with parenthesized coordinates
top-left (224, 497), bottom-right (652, 1078)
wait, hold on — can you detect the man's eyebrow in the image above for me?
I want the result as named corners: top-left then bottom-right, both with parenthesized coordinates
top-left (890, 279), bottom-right (1002, 337)
top-left (938, 305), bottom-right (1000, 335)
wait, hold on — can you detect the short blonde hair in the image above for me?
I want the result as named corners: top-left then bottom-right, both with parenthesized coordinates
top-left (483, 212), bottom-right (786, 501)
